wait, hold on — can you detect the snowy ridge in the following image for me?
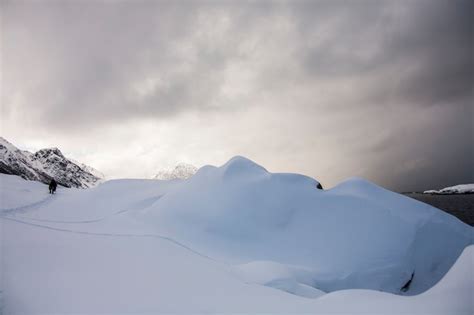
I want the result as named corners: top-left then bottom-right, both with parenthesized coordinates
top-left (153, 162), bottom-right (197, 180)
top-left (0, 137), bottom-right (103, 188)
top-left (424, 183), bottom-right (474, 194)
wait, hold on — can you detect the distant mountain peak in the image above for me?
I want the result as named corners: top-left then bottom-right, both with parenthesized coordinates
top-left (424, 184), bottom-right (474, 195)
top-left (153, 162), bottom-right (198, 180)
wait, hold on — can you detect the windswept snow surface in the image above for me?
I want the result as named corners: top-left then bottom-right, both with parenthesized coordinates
top-left (1, 156), bottom-right (473, 314)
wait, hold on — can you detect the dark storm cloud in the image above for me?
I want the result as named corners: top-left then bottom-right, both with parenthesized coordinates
top-left (1, 0), bottom-right (472, 191)
top-left (2, 0), bottom-right (471, 119)
top-left (289, 0), bottom-right (473, 106)
top-left (378, 0), bottom-right (473, 107)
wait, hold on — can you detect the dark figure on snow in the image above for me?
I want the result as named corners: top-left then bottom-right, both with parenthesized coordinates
top-left (49, 179), bottom-right (57, 194)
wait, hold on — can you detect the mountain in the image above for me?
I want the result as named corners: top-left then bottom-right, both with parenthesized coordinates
top-left (424, 184), bottom-right (474, 194)
top-left (0, 137), bottom-right (103, 188)
top-left (0, 137), bottom-right (51, 184)
top-left (153, 162), bottom-right (197, 180)
top-left (69, 157), bottom-right (105, 180)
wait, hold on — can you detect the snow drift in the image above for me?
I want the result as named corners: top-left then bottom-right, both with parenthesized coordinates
top-left (140, 156), bottom-right (473, 295)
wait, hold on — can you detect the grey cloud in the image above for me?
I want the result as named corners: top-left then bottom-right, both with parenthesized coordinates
top-left (4, 0), bottom-right (470, 121)
top-left (2, 1), bottom-right (204, 127)
top-left (281, 0), bottom-right (472, 110)
top-left (1, 0), bottom-right (472, 191)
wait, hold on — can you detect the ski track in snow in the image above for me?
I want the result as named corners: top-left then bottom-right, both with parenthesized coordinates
top-left (7, 201), bottom-right (160, 224)
top-left (0, 194), bottom-right (163, 224)
top-left (0, 196), bottom-right (223, 266)
top-left (0, 194), bottom-right (317, 300)
top-left (0, 194), bottom-right (55, 215)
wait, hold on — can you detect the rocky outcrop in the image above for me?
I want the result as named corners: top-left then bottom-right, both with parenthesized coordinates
top-left (0, 137), bottom-right (103, 188)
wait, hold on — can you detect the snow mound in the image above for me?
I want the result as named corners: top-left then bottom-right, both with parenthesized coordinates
top-left (141, 156), bottom-right (473, 296)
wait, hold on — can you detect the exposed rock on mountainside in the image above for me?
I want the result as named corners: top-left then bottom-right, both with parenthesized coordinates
top-left (0, 137), bottom-right (103, 188)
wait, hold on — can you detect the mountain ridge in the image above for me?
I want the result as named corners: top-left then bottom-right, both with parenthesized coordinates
top-left (0, 137), bottom-right (103, 188)
top-left (424, 184), bottom-right (474, 195)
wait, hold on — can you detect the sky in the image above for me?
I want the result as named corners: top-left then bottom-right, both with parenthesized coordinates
top-left (1, 0), bottom-right (472, 192)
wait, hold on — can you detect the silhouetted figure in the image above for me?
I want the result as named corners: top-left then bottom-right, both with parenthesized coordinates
top-left (49, 179), bottom-right (57, 194)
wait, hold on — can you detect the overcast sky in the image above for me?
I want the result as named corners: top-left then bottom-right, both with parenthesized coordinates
top-left (1, 0), bottom-right (472, 191)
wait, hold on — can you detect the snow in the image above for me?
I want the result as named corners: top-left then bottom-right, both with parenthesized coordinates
top-left (0, 174), bottom-right (49, 209)
top-left (152, 162), bottom-right (197, 180)
top-left (424, 183), bottom-right (474, 194)
top-left (140, 157), bottom-right (471, 294)
top-left (0, 156), bottom-right (473, 314)
top-left (314, 245), bottom-right (474, 314)
top-left (231, 261), bottom-right (326, 298)
top-left (69, 157), bottom-right (106, 180)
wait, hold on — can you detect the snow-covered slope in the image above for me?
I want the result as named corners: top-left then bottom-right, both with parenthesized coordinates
top-left (0, 137), bottom-right (103, 188)
top-left (141, 156), bottom-right (473, 295)
top-left (313, 244), bottom-right (474, 314)
top-left (153, 162), bottom-right (197, 180)
top-left (0, 167), bottom-right (474, 314)
top-left (1, 156), bottom-right (473, 314)
top-left (424, 183), bottom-right (474, 194)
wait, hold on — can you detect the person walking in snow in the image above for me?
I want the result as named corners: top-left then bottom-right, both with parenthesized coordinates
top-left (49, 179), bottom-right (57, 194)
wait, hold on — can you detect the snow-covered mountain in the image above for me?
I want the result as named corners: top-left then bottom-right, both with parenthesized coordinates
top-left (69, 157), bottom-right (105, 180)
top-left (424, 184), bottom-right (474, 194)
top-left (0, 138), bottom-right (51, 184)
top-left (0, 137), bottom-right (103, 188)
top-left (153, 162), bottom-right (197, 180)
